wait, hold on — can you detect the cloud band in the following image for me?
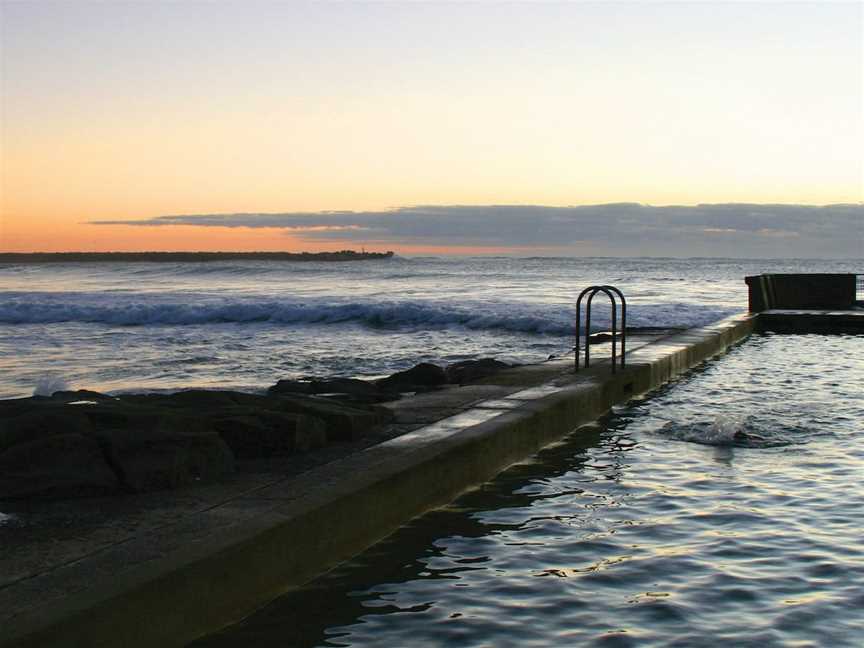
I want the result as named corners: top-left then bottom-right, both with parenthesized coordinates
top-left (89, 203), bottom-right (863, 257)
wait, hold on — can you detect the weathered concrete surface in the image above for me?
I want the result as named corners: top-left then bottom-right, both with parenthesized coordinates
top-left (0, 317), bottom-right (761, 648)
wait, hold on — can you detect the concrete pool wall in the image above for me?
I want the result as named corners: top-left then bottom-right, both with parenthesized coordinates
top-left (3, 308), bottom-right (862, 648)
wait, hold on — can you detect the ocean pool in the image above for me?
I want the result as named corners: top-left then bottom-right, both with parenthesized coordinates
top-left (193, 333), bottom-right (864, 647)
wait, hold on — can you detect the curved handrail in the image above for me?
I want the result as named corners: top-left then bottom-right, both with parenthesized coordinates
top-left (575, 286), bottom-right (598, 372)
top-left (601, 285), bottom-right (626, 367)
top-left (575, 285), bottom-right (627, 373)
top-left (576, 286), bottom-right (617, 371)
top-left (586, 287), bottom-right (618, 371)
top-left (575, 286), bottom-right (597, 371)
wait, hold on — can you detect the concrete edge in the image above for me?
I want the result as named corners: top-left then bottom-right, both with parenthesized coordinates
top-left (3, 312), bottom-right (758, 648)
top-left (757, 309), bottom-right (864, 334)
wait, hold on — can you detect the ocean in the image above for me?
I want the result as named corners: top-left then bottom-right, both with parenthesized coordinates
top-left (1, 256), bottom-right (859, 399)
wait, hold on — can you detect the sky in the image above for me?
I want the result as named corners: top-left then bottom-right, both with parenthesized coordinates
top-left (1, 0), bottom-right (862, 256)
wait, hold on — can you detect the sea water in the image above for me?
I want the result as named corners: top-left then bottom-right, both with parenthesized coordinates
top-left (192, 333), bottom-right (864, 647)
top-left (0, 256), bottom-right (858, 398)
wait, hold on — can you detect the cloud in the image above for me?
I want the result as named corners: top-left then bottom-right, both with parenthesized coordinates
top-left (89, 203), bottom-right (863, 257)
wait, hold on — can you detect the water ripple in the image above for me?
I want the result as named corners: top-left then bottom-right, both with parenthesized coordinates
top-left (193, 334), bottom-right (864, 648)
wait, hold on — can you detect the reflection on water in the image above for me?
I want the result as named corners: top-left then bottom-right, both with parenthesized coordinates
top-left (193, 335), bottom-right (864, 647)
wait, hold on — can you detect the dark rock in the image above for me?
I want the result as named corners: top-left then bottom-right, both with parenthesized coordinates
top-left (311, 378), bottom-right (383, 397)
top-left (376, 363), bottom-right (447, 392)
top-left (49, 390), bottom-right (118, 403)
top-left (0, 433), bottom-right (121, 499)
top-left (444, 358), bottom-right (513, 385)
top-left (95, 425), bottom-right (234, 493)
top-left (310, 377), bottom-right (401, 404)
top-left (0, 397), bottom-right (42, 419)
top-left (210, 412), bottom-right (326, 458)
top-left (268, 379), bottom-right (314, 395)
top-left (320, 391), bottom-right (401, 405)
top-left (270, 395), bottom-right (392, 442)
top-left (269, 377), bottom-right (397, 403)
top-left (0, 384), bottom-right (395, 498)
top-left (0, 408), bottom-right (94, 453)
top-left (81, 405), bottom-right (166, 434)
top-left (41, 398), bottom-right (238, 493)
top-left (131, 389), bottom-right (262, 410)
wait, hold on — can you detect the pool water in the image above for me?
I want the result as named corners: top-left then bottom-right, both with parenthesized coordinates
top-left (193, 334), bottom-right (864, 647)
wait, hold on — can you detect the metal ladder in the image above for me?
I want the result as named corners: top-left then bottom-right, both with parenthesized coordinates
top-left (575, 285), bottom-right (627, 373)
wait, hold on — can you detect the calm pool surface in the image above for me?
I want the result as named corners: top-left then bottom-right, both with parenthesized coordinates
top-left (193, 334), bottom-right (864, 647)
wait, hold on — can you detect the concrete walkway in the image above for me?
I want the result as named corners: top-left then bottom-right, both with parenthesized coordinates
top-left (0, 313), bottom-right (765, 647)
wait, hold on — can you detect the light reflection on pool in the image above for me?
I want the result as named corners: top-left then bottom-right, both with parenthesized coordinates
top-left (192, 334), bottom-right (864, 648)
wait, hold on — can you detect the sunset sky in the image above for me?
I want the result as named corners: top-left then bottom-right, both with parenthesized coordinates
top-left (1, 1), bottom-right (862, 256)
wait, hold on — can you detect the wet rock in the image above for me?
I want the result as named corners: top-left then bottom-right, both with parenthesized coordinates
top-left (210, 411), bottom-right (326, 457)
top-left (445, 359), bottom-right (513, 385)
top-left (268, 379), bottom-right (314, 395)
top-left (95, 425), bottom-right (234, 493)
top-left (271, 395), bottom-right (392, 442)
top-left (50, 390), bottom-right (119, 403)
top-left (311, 378), bottom-right (385, 397)
top-left (0, 408), bottom-right (94, 453)
top-left (321, 391), bottom-right (400, 405)
top-left (269, 377), bottom-right (398, 403)
top-left (0, 396), bottom-right (233, 496)
top-left (0, 397), bottom-right (39, 422)
top-left (131, 389), bottom-right (262, 410)
top-left (80, 403), bottom-right (167, 434)
top-left (0, 433), bottom-right (121, 499)
top-left (0, 386), bottom-right (395, 498)
top-left (261, 412), bottom-right (327, 453)
top-left (376, 363), bottom-right (447, 392)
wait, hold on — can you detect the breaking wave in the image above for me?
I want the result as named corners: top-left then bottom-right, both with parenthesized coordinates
top-left (0, 292), bottom-right (739, 335)
top-left (32, 375), bottom-right (71, 397)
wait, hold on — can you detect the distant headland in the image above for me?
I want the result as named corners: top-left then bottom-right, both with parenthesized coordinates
top-left (0, 250), bottom-right (395, 263)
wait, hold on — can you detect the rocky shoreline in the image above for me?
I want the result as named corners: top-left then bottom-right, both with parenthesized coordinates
top-left (0, 359), bottom-right (514, 501)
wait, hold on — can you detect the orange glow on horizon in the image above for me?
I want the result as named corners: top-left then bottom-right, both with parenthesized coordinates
top-left (0, 221), bottom-right (329, 254)
top-left (2, 1), bottom-right (860, 256)
top-left (0, 217), bottom-right (534, 256)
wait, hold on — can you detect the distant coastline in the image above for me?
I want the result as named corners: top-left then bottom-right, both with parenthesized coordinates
top-left (0, 250), bottom-right (395, 263)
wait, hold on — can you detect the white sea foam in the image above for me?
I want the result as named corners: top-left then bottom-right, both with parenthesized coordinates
top-left (0, 293), bottom-right (738, 334)
top-left (1, 256), bottom-right (855, 399)
top-left (33, 375), bottom-right (70, 397)
top-left (657, 415), bottom-right (791, 447)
